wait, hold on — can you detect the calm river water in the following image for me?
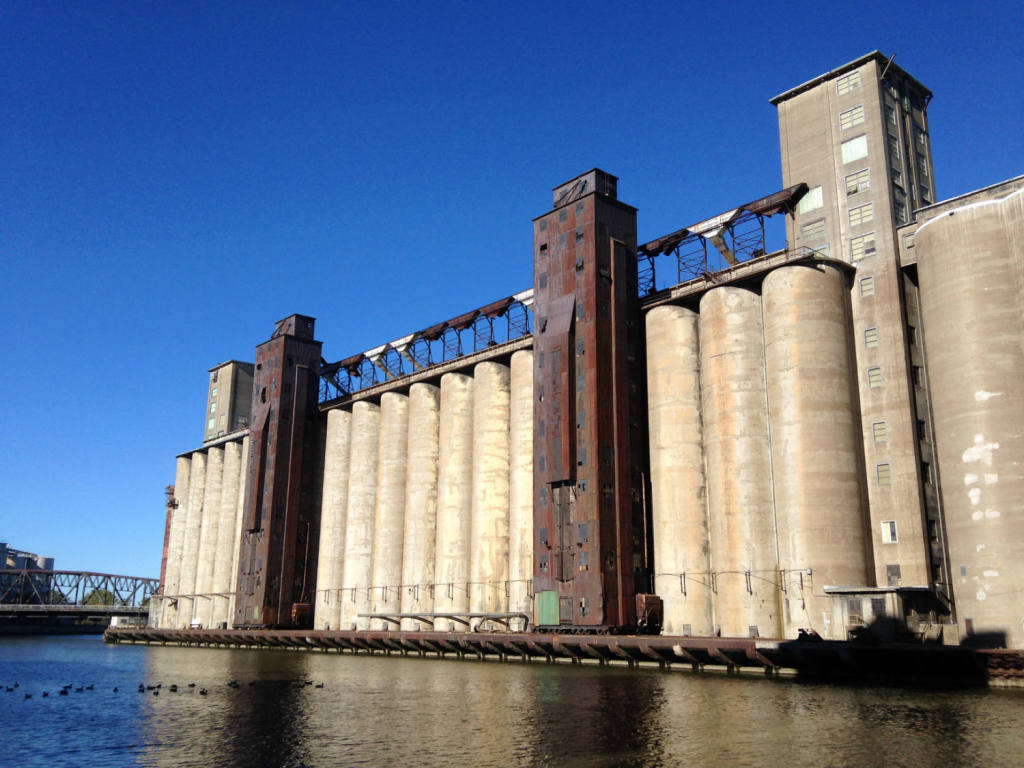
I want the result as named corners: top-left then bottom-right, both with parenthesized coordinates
top-left (3, 635), bottom-right (1024, 767)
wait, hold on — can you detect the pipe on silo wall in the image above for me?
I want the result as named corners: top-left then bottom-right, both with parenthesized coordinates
top-left (645, 304), bottom-right (714, 637)
top-left (469, 362), bottom-right (511, 629)
top-left (370, 392), bottom-right (409, 629)
top-left (916, 190), bottom-right (1024, 648)
top-left (508, 350), bottom-right (534, 627)
top-left (433, 372), bottom-right (474, 630)
top-left (400, 383), bottom-right (440, 631)
top-left (700, 287), bottom-right (780, 639)
top-left (210, 440), bottom-right (241, 628)
top-left (177, 450), bottom-right (207, 628)
top-left (314, 408), bottom-right (352, 630)
top-left (339, 400), bottom-right (381, 631)
top-left (763, 263), bottom-right (868, 640)
top-left (160, 456), bottom-right (191, 628)
top-left (193, 446), bottom-right (224, 628)
top-left (227, 435), bottom-right (249, 628)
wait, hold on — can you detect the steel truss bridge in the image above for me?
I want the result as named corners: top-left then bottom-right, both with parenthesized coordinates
top-left (0, 569), bottom-right (160, 620)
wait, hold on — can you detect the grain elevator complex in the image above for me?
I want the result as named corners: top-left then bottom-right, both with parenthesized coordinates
top-left (151, 53), bottom-right (1024, 651)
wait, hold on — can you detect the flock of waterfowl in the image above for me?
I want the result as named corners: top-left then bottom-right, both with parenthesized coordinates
top-left (5, 678), bottom-right (326, 700)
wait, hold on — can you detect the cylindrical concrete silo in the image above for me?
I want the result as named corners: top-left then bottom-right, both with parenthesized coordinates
top-left (314, 408), bottom-right (352, 630)
top-left (161, 456), bottom-right (191, 628)
top-left (340, 400), bottom-right (381, 631)
top-left (227, 435), bottom-right (249, 628)
top-left (400, 383), bottom-right (440, 631)
top-left (193, 445), bottom-right (224, 628)
top-left (763, 263), bottom-right (869, 639)
top-left (433, 372), bottom-right (474, 630)
top-left (700, 287), bottom-right (780, 639)
top-left (177, 450), bottom-right (207, 628)
top-left (917, 190), bottom-right (1024, 648)
top-left (370, 392), bottom-right (409, 628)
top-left (508, 350), bottom-right (534, 629)
top-left (645, 304), bottom-right (713, 637)
top-left (469, 362), bottom-right (511, 628)
top-left (210, 440), bottom-right (241, 628)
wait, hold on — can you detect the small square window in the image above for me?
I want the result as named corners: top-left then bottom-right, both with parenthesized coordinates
top-left (894, 201), bottom-right (908, 225)
top-left (864, 327), bottom-right (880, 349)
top-left (859, 276), bottom-right (875, 297)
top-left (845, 168), bottom-right (870, 196)
top-left (867, 366), bottom-right (883, 388)
top-left (849, 203), bottom-right (874, 227)
top-left (207, 417), bottom-right (216, 430)
top-left (881, 520), bottom-right (898, 543)
top-left (800, 219), bottom-right (826, 241)
top-left (886, 564), bottom-right (902, 587)
top-left (836, 71), bottom-right (861, 95)
top-left (839, 104), bottom-right (865, 130)
top-left (851, 233), bottom-right (876, 260)
top-left (876, 463), bottom-right (893, 485)
top-left (887, 134), bottom-right (900, 162)
top-left (841, 135), bottom-right (868, 164)
top-left (872, 420), bottom-right (888, 443)
top-left (797, 185), bottom-right (823, 214)
top-left (210, 401), bottom-right (217, 413)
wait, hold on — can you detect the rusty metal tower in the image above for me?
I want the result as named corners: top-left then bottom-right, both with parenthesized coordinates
top-left (531, 169), bottom-right (651, 629)
top-left (234, 314), bottom-right (323, 628)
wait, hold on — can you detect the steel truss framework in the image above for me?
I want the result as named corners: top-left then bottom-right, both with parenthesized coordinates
top-left (319, 291), bottom-right (533, 402)
top-left (637, 183), bottom-right (807, 296)
top-left (0, 569), bottom-right (159, 608)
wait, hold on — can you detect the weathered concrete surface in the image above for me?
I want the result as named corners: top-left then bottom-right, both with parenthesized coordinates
top-left (700, 287), bottom-right (780, 639)
top-left (508, 350), bottom-right (534, 624)
top-left (433, 372), bottom-right (474, 630)
top-left (763, 263), bottom-right (869, 639)
top-left (314, 408), bottom-right (352, 630)
top-left (340, 400), bottom-right (380, 631)
top-left (469, 362), bottom-right (511, 629)
top-left (370, 392), bottom-right (409, 628)
top-left (400, 383), bottom-right (440, 631)
top-left (211, 440), bottom-right (241, 627)
top-left (228, 436), bottom-right (249, 628)
top-left (193, 446), bottom-right (224, 628)
top-left (645, 304), bottom-right (713, 636)
top-left (917, 188), bottom-right (1024, 648)
top-left (177, 450), bottom-right (207, 628)
top-left (160, 456), bottom-right (191, 628)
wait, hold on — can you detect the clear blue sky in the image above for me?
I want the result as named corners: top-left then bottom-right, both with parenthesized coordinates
top-left (2, 1), bottom-right (1021, 578)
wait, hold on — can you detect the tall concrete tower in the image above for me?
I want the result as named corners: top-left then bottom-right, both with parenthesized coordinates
top-left (772, 53), bottom-right (948, 600)
top-left (531, 169), bottom-right (650, 629)
top-left (234, 315), bottom-right (323, 628)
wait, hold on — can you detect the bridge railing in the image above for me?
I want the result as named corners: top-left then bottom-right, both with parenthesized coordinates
top-left (0, 570), bottom-right (160, 608)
